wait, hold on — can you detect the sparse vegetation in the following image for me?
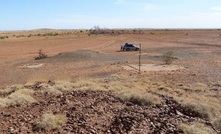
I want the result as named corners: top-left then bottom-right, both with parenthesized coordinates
top-left (34, 111), bottom-right (67, 131)
top-left (0, 29), bottom-right (145, 39)
top-left (0, 36), bottom-right (9, 39)
top-left (34, 49), bottom-right (48, 60)
top-left (0, 76), bottom-right (221, 132)
top-left (179, 101), bottom-right (210, 119)
top-left (0, 88), bottom-right (36, 108)
top-left (27, 34), bottom-right (32, 37)
top-left (0, 29), bottom-right (221, 133)
top-left (162, 51), bottom-right (176, 65)
top-left (88, 26), bottom-right (143, 35)
top-left (192, 82), bottom-right (208, 92)
top-left (116, 89), bottom-right (162, 106)
top-left (211, 81), bottom-right (221, 87)
top-left (0, 86), bottom-right (18, 96)
top-left (33, 82), bottom-right (63, 95)
top-left (179, 122), bottom-right (215, 134)
top-left (173, 86), bottom-right (221, 122)
top-left (212, 119), bottom-right (221, 132)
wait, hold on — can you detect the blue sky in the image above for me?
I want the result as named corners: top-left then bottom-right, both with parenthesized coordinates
top-left (1, 0), bottom-right (221, 30)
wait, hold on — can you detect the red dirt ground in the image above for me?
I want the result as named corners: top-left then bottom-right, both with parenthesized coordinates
top-left (0, 30), bottom-right (221, 133)
top-left (0, 30), bottom-right (220, 87)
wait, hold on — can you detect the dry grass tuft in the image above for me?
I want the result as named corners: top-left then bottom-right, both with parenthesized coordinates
top-left (71, 79), bottom-right (108, 91)
top-left (212, 119), bottom-right (221, 132)
top-left (107, 81), bottom-right (134, 91)
top-left (34, 111), bottom-right (67, 131)
top-left (35, 83), bottom-right (63, 95)
top-left (40, 86), bottom-right (63, 95)
top-left (72, 80), bottom-right (97, 90)
top-left (0, 87), bottom-right (15, 96)
top-left (0, 84), bottom-right (23, 96)
top-left (158, 80), bottom-right (221, 124)
top-left (29, 79), bottom-right (108, 95)
top-left (0, 88), bottom-right (36, 108)
top-left (192, 83), bottom-right (208, 92)
top-left (174, 95), bottom-right (221, 120)
top-left (116, 89), bottom-right (162, 106)
top-left (179, 101), bottom-right (210, 119)
top-left (0, 99), bottom-right (7, 108)
top-left (211, 81), bottom-right (221, 87)
top-left (179, 122), bottom-right (215, 134)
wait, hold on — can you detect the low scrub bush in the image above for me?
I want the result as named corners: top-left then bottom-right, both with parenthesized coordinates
top-left (33, 82), bottom-right (63, 95)
top-left (162, 51), bottom-right (176, 65)
top-left (35, 49), bottom-right (48, 60)
top-left (0, 36), bottom-right (8, 39)
top-left (34, 112), bottom-right (67, 131)
top-left (181, 102), bottom-right (209, 119)
top-left (0, 88), bottom-right (36, 108)
top-left (0, 87), bottom-right (16, 96)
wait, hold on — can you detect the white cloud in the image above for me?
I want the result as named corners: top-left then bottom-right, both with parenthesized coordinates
top-left (210, 6), bottom-right (221, 11)
top-left (115, 0), bottom-right (124, 4)
top-left (115, 0), bottom-right (160, 11)
top-left (117, 0), bottom-right (124, 2)
top-left (151, 11), bottom-right (221, 28)
top-left (142, 3), bottom-right (160, 11)
top-left (43, 2), bottom-right (221, 29)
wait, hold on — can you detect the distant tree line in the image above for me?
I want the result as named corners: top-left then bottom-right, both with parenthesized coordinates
top-left (0, 36), bottom-right (9, 39)
top-left (88, 26), bottom-right (144, 35)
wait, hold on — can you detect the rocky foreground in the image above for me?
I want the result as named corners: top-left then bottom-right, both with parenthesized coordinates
top-left (0, 81), bottom-right (217, 134)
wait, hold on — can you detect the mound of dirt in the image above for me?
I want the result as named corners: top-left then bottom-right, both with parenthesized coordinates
top-left (0, 82), bottom-right (215, 134)
top-left (48, 50), bottom-right (123, 63)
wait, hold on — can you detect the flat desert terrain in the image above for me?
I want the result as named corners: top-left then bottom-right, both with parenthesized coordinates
top-left (0, 29), bottom-right (221, 133)
top-left (0, 30), bottom-right (220, 87)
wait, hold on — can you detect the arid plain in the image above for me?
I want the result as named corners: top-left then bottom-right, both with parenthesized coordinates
top-left (0, 29), bottom-right (221, 133)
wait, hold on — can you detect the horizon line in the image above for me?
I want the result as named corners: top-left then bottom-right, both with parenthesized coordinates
top-left (0, 27), bottom-right (221, 32)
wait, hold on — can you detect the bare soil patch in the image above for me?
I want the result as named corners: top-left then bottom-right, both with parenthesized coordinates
top-left (123, 64), bottom-right (184, 72)
top-left (19, 63), bottom-right (44, 69)
top-left (47, 50), bottom-right (124, 63)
